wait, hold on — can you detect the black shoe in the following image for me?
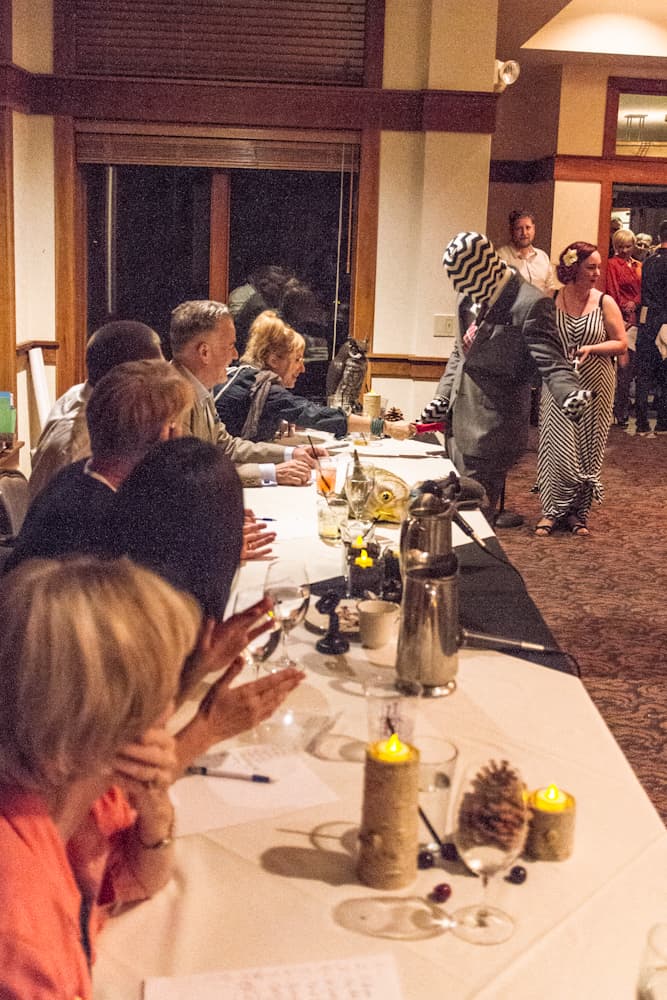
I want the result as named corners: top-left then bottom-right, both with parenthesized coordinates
top-left (493, 510), bottom-right (524, 528)
top-left (614, 418), bottom-right (629, 429)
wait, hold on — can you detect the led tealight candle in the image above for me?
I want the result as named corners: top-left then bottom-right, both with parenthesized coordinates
top-left (533, 784), bottom-right (568, 812)
top-left (357, 735), bottom-right (419, 889)
top-left (354, 548), bottom-right (374, 569)
top-left (526, 784), bottom-right (576, 861)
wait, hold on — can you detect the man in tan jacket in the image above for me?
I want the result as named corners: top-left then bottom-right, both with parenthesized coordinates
top-left (171, 300), bottom-right (323, 487)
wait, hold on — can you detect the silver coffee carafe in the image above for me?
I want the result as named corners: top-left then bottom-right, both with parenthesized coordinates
top-left (395, 480), bottom-right (459, 697)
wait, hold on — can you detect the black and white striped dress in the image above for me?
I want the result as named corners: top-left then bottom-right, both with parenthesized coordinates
top-left (537, 294), bottom-right (615, 522)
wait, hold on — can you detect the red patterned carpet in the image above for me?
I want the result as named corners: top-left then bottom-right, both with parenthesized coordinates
top-left (498, 424), bottom-right (667, 825)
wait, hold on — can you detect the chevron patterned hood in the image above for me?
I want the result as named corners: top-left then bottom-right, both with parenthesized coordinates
top-left (443, 232), bottom-right (512, 306)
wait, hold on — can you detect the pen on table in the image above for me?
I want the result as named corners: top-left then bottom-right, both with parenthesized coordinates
top-left (186, 766), bottom-right (274, 783)
top-left (256, 517), bottom-right (276, 522)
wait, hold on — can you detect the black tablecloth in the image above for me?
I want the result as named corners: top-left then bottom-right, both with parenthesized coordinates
top-left (312, 536), bottom-right (577, 676)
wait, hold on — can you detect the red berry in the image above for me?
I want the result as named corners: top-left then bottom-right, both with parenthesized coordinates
top-left (430, 882), bottom-right (451, 903)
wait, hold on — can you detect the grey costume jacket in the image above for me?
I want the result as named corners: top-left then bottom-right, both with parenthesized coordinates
top-left (435, 273), bottom-right (579, 470)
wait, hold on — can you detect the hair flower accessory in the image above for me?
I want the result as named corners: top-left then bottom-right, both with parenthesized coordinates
top-left (563, 248), bottom-right (578, 267)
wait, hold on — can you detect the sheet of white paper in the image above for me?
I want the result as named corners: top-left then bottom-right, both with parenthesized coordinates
top-left (353, 438), bottom-right (444, 458)
top-left (171, 745), bottom-right (338, 837)
top-left (144, 953), bottom-right (403, 1000)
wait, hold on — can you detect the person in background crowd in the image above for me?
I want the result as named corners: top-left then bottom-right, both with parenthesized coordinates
top-left (419, 232), bottom-right (589, 522)
top-left (632, 233), bottom-right (653, 263)
top-left (497, 209), bottom-right (557, 295)
top-left (0, 555), bottom-right (200, 999)
top-left (635, 219), bottom-right (667, 437)
top-left (4, 360), bottom-right (192, 573)
top-left (29, 320), bottom-right (163, 499)
top-left (215, 311), bottom-right (414, 443)
top-left (106, 437), bottom-right (304, 769)
top-left (170, 300), bottom-right (325, 487)
top-left (535, 242), bottom-right (626, 536)
top-left (605, 228), bottom-right (641, 429)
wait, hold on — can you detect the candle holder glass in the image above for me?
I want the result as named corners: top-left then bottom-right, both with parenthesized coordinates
top-left (451, 759), bottom-right (529, 945)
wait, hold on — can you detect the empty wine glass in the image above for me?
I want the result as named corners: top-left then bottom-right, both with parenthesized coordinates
top-left (232, 587), bottom-right (280, 677)
top-left (451, 759), bottom-right (529, 945)
top-left (264, 560), bottom-right (310, 670)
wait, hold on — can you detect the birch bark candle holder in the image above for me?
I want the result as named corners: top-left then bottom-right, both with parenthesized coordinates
top-left (357, 734), bottom-right (419, 890)
top-left (525, 784), bottom-right (576, 861)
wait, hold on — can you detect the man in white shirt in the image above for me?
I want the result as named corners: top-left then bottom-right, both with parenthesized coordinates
top-left (497, 210), bottom-right (557, 295)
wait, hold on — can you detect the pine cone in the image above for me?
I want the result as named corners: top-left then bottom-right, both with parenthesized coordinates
top-left (384, 406), bottom-right (404, 422)
top-left (457, 760), bottom-right (528, 854)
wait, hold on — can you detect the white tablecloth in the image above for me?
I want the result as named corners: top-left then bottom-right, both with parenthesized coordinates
top-left (93, 441), bottom-right (667, 999)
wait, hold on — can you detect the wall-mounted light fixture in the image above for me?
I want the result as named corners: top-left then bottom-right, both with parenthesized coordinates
top-left (494, 59), bottom-right (521, 93)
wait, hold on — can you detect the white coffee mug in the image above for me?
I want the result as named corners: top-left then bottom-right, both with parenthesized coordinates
top-left (357, 599), bottom-right (400, 649)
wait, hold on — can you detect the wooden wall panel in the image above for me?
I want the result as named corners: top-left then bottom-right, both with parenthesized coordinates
top-left (209, 171), bottom-right (230, 304)
top-left (0, 110), bottom-right (16, 398)
top-left (69, 0), bottom-right (367, 86)
top-left (54, 116), bottom-right (85, 392)
top-left (351, 127), bottom-right (379, 349)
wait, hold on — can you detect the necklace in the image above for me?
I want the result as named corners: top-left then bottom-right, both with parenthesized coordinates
top-left (562, 284), bottom-right (589, 317)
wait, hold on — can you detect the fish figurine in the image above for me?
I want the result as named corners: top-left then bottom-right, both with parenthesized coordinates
top-left (362, 467), bottom-right (411, 523)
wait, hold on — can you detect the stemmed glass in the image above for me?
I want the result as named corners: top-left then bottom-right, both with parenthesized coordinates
top-left (345, 462), bottom-right (375, 533)
top-left (451, 759), bottom-right (529, 945)
top-left (232, 587), bottom-right (281, 677)
top-left (263, 560), bottom-right (310, 670)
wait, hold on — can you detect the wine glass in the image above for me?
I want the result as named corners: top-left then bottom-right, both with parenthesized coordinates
top-left (232, 587), bottom-right (281, 677)
top-left (264, 560), bottom-right (310, 669)
top-left (451, 759), bottom-right (529, 945)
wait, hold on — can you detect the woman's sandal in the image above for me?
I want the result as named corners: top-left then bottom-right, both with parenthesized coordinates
top-left (534, 518), bottom-right (556, 536)
top-left (566, 515), bottom-right (590, 536)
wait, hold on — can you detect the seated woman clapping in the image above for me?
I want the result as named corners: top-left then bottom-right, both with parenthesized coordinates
top-left (106, 437), bottom-right (304, 770)
top-left (0, 555), bottom-right (201, 999)
top-left (214, 310), bottom-right (415, 442)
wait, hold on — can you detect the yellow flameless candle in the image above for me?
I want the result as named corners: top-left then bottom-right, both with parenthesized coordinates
top-left (370, 732), bottom-right (417, 763)
top-left (526, 783), bottom-right (576, 860)
top-left (354, 548), bottom-right (374, 569)
top-left (533, 784), bottom-right (570, 812)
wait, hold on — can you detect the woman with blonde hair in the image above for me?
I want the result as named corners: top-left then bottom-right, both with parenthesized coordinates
top-left (215, 310), bottom-right (414, 442)
top-left (0, 556), bottom-right (201, 999)
top-left (535, 242), bottom-right (626, 536)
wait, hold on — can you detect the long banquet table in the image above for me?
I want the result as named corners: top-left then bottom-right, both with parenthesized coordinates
top-left (94, 438), bottom-right (667, 999)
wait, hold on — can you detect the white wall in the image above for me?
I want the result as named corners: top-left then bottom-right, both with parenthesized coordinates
top-left (12, 0), bottom-right (53, 72)
top-left (13, 112), bottom-right (56, 473)
top-left (551, 180), bottom-right (602, 257)
top-left (374, 1), bottom-right (498, 417)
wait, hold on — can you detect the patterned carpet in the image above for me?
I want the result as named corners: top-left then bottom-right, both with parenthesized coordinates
top-left (498, 423), bottom-right (667, 825)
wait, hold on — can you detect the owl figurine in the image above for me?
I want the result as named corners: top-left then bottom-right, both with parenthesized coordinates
top-left (326, 338), bottom-right (368, 412)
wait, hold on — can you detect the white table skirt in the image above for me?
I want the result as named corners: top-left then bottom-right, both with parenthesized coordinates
top-left (93, 440), bottom-right (667, 999)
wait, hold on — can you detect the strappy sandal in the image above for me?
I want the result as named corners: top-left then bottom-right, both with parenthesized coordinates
top-left (534, 518), bottom-right (556, 536)
top-left (566, 515), bottom-right (589, 536)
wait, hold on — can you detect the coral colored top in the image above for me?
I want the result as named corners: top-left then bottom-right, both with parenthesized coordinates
top-left (0, 785), bottom-right (138, 1000)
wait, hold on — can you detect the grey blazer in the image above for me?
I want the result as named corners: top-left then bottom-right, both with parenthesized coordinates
top-left (173, 361), bottom-right (287, 487)
top-left (435, 274), bottom-right (579, 468)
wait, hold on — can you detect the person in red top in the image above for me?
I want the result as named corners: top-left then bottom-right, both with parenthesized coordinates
top-left (606, 228), bottom-right (641, 429)
top-left (0, 556), bottom-right (201, 999)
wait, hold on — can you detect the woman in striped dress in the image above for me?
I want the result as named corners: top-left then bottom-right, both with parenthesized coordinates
top-left (535, 242), bottom-right (627, 536)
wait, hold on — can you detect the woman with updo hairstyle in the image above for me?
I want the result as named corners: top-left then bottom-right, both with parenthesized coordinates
top-left (214, 309), bottom-right (414, 443)
top-left (535, 241), bottom-right (627, 536)
top-left (0, 556), bottom-right (201, 998)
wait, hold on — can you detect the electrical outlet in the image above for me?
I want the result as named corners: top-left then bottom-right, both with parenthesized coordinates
top-left (434, 314), bottom-right (456, 338)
